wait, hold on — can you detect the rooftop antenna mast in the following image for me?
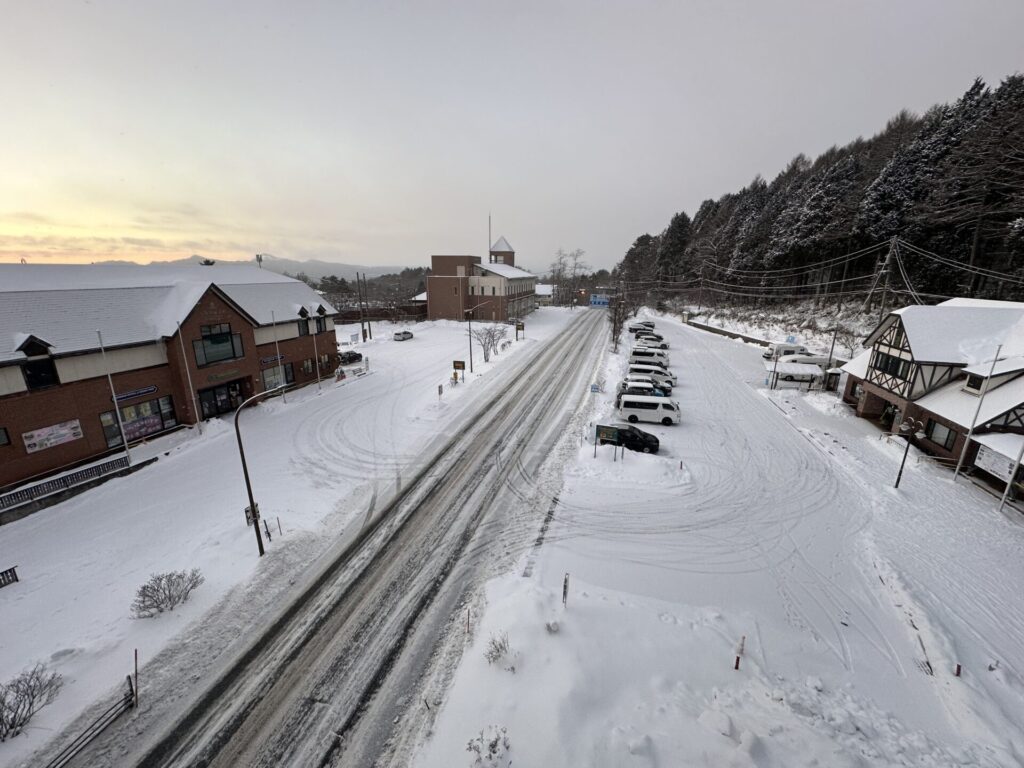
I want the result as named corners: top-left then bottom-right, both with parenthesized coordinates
top-left (488, 213), bottom-right (492, 263)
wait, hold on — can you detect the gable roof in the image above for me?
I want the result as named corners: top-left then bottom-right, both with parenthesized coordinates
top-left (962, 356), bottom-right (1024, 378)
top-left (866, 305), bottom-right (1024, 365)
top-left (0, 264), bottom-right (335, 365)
top-left (490, 236), bottom-right (514, 253)
top-left (478, 262), bottom-right (535, 280)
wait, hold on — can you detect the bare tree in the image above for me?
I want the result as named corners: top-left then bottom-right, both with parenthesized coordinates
top-left (470, 323), bottom-right (509, 363)
top-left (566, 248), bottom-right (589, 308)
top-left (549, 249), bottom-right (569, 305)
top-left (131, 569), bottom-right (205, 618)
top-left (0, 663), bottom-right (64, 741)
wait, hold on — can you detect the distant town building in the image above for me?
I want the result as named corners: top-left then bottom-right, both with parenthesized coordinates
top-left (426, 237), bottom-right (537, 322)
top-left (0, 264), bottom-right (338, 489)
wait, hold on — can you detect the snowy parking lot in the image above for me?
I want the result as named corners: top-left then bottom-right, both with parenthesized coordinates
top-left (0, 309), bottom-right (576, 768)
top-left (415, 312), bottom-right (1024, 768)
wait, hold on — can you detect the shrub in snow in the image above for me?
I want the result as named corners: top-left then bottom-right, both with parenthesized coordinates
top-left (466, 725), bottom-right (511, 766)
top-left (483, 632), bottom-right (510, 665)
top-left (131, 568), bottom-right (205, 618)
top-left (0, 663), bottom-right (64, 741)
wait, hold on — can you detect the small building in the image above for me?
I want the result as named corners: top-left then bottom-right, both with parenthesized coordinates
top-left (426, 237), bottom-right (537, 322)
top-left (535, 283), bottom-right (554, 306)
top-left (0, 264), bottom-right (339, 489)
top-left (841, 298), bottom-right (1024, 472)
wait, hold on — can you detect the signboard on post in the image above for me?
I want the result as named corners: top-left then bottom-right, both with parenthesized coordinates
top-left (245, 503), bottom-right (260, 526)
top-left (590, 384), bottom-right (600, 393)
top-left (350, 333), bottom-right (359, 344)
top-left (590, 294), bottom-right (610, 307)
top-left (786, 335), bottom-right (797, 344)
top-left (453, 360), bottom-right (466, 371)
top-left (515, 322), bottom-right (524, 331)
top-left (976, 444), bottom-right (1018, 483)
top-left (596, 425), bottom-right (619, 443)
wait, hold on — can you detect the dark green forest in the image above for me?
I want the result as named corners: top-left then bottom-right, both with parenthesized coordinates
top-left (615, 76), bottom-right (1024, 307)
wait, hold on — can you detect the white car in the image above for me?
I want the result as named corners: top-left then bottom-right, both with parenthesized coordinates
top-left (393, 330), bottom-right (414, 341)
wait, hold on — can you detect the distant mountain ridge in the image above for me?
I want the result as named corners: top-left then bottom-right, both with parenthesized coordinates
top-left (92, 254), bottom-right (412, 281)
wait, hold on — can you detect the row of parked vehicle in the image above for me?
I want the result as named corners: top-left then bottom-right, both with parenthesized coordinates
top-left (603, 321), bottom-right (682, 450)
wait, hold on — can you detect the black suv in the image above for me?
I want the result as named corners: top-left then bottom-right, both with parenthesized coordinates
top-left (596, 424), bottom-right (660, 454)
top-left (339, 351), bottom-right (363, 365)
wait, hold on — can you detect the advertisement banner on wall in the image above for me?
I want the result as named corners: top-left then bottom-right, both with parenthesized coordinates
top-left (23, 419), bottom-right (84, 454)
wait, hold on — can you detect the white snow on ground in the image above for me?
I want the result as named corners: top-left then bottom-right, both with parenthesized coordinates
top-left (414, 311), bottom-right (1024, 768)
top-left (0, 309), bottom-right (575, 768)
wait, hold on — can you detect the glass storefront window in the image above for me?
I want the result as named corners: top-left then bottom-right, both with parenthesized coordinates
top-left (100, 395), bottom-right (177, 446)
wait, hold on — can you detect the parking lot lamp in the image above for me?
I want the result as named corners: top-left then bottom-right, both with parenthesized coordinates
top-left (465, 308), bottom-right (474, 373)
top-left (234, 386), bottom-right (284, 557)
top-left (894, 417), bottom-right (925, 489)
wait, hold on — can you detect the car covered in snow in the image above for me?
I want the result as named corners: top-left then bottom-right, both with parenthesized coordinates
top-left (393, 330), bottom-right (414, 341)
top-left (622, 373), bottom-right (673, 394)
top-left (596, 424), bottom-right (660, 454)
top-left (635, 332), bottom-right (669, 349)
top-left (627, 321), bottom-right (655, 333)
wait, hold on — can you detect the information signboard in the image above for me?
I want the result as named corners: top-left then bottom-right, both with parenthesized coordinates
top-left (590, 294), bottom-right (610, 307)
top-left (23, 419), bottom-right (84, 454)
top-left (453, 360), bottom-right (466, 371)
top-left (975, 444), bottom-right (1018, 483)
top-left (595, 424), bottom-right (619, 443)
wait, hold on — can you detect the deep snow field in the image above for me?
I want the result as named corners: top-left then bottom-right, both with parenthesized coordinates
top-left (413, 312), bottom-right (1024, 768)
top-left (0, 309), bottom-right (576, 768)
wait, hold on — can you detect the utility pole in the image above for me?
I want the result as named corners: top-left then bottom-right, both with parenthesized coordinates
top-left (361, 273), bottom-right (373, 339)
top-left (835, 257), bottom-right (850, 314)
top-left (878, 237), bottom-right (896, 325)
top-left (465, 309), bottom-right (474, 373)
top-left (356, 274), bottom-right (367, 341)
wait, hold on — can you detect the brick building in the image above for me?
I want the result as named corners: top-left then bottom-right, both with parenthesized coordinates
top-left (426, 237), bottom-right (537, 322)
top-left (0, 264), bottom-right (338, 489)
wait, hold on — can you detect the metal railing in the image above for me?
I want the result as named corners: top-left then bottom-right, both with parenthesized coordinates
top-left (43, 675), bottom-right (135, 768)
top-left (0, 457), bottom-right (129, 511)
top-left (0, 565), bottom-right (18, 588)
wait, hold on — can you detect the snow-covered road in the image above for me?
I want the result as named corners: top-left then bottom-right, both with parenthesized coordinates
top-left (414, 313), bottom-right (1024, 767)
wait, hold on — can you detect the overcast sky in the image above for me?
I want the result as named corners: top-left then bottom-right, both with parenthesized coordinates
top-left (1, 1), bottom-right (1022, 272)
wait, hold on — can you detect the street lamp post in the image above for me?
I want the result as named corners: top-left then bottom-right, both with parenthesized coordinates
top-left (894, 417), bottom-right (925, 489)
top-left (234, 386), bottom-right (284, 557)
top-left (309, 306), bottom-right (322, 393)
top-left (465, 308), bottom-right (474, 373)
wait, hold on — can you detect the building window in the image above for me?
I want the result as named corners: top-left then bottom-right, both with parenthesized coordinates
top-left (193, 324), bottom-right (244, 366)
top-left (0, 427), bottom-right (9, 446)
top-left (469, 285), bottom-right (474, 295)
top-left (314, 316), bottom-right (326, 334)
top-left (965, 374), bottom-right (984, 392)
top-left (100, 395), bottom-right (177, 448)
top-left (303, 359), bottom-right (313, 374)
top-left (261, 363), bottom-right (295, 390)
top-left (871, 351), bottom-right (911, 380)
top-left (453, 286), bottom-right (458, 295)
top-left (23, 357), bottom-right (60, 390)
top-left (299, 319), bottom-right (310, 336)
top-left (491, 286), bottom-right (496, 296)
top-left (925, 419), bottom-right (957, 450)
top-left (320, 353), bottom-right (330, 368)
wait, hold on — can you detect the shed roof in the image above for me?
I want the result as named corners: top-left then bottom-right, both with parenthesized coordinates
top-left (478, 262), bottom-right (535, 280)
top-left (962, 356), bottom-right (1024, 378)
top-left (916, 375), bottom-right (1024, 429)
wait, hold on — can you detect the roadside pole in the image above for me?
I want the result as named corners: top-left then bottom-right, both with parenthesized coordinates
top-left (97, 329), bottom-right (131, 465)
top-left (954, 345), bottom-right (1001, 481)
top-left (999, 439), bottom-right (1024, 513)
top-left (175, 321), bottom-right (203, 433)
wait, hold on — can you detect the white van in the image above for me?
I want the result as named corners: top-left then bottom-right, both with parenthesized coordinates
top-left (628, 364), bottom-right (677, 386)
top-left (629, 348), bottom-right (670, 367)
top-left (762, 342), bottom-right (808, 360)
top-left (777, 354), bottom-right (830, 367)
top-left (617, 395), bottom-right (681, 426)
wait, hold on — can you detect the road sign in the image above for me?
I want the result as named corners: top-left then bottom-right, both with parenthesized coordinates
top-left (590, 384), bottom-right (600, 393)
top-left (453, 360), bottom-right (466, 371)
top-left (786, 335), bottom-right (797, 343)
top-left (245, 503), bottom-right (260, 526)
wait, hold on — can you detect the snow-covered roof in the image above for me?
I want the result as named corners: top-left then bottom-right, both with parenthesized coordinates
top-left (410, 292), bottom-right (427, 302)
top-left (535, 283), bottom-right (554, 297)
top-left (972, 432), bottom-right (1024, 461)
top-left (940, 297), bottom-right (1024, 309)
top-left (490, 236), bottom-right (514, 253)
top-left (478, 262), bottom-right (535, 280)
top-left (916, 374), bottom-right (1024, 429)
top-left (962, 356), bottom-right (1024, 378)
top-left (872, 305), bottom-right (1024, 364)
top-left (764, 361), bottom-right (823, 375)
top-left (0, 264), bottom-right (333, 365)
top-left (840, 349), bottom-right (872, 379)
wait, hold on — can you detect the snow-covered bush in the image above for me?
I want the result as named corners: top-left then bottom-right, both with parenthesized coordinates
top-left (466, 725), bottom-right (511, 766)
top-left (0, 663), bottom-right (64, 741)
top-left (484, 632), bottom-right (510, 665)
top-left (131, 568), bottom-right (205, 618)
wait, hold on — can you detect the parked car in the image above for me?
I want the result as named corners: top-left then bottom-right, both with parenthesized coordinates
top-left (635, 333), bottom-right (669, 349)
top-left (628, 348), bottom-right (670, 367)
top-left (338, 351), bottom-right (363, 365)
top-left (627, 321), bottom-right (655, 332)
top-left (393, 330), bottom-right (414, 341)
top-left (627, 364), bottom-right (677, 387)
top-left (617, 394), bottom-right (681, 426)
top-left (777, 353), bottom-right (830, 367)
top-left (596, 424), bottom-right (660, 454)
top-left (622, 373), bottom-right (672, 394)
top-left (616, 381), bottom-right (668, 397)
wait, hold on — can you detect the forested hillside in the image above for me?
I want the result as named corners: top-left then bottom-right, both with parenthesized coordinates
top-left (616, 76), bottom-right (1024, 307)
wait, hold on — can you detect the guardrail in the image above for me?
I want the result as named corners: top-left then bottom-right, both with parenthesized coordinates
top-left (43, 676), bottom-right (135, 768)
top-left (0, 457), bottom-right (129, 511)
top-left (0, 565), bottom-right (18, 588)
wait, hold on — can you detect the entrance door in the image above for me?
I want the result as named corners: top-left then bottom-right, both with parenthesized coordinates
top-left (198, 379), bottom-right (247, 419)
